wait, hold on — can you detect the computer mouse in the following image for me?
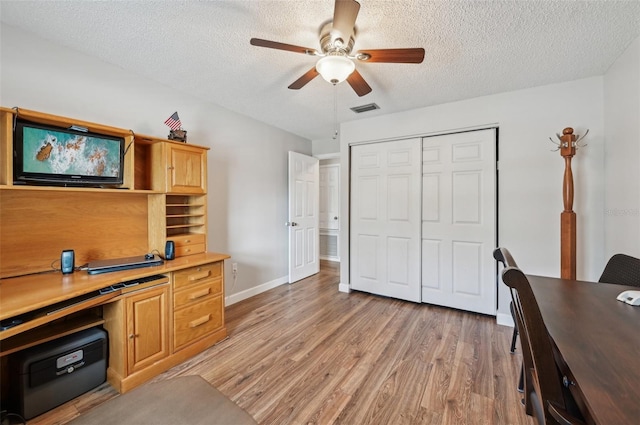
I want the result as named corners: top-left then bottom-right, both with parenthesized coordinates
top-left (144, 253), bottom-right (154, 260)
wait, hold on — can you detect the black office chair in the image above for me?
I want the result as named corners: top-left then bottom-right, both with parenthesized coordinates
top-left (500, 258), bottom-right (586, 425)
top-left (598, 253), bottom-right (640, 286)
top-left (494, 248), bottom-right (531, 414)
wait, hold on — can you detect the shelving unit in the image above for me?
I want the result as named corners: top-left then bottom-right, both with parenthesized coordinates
top-left (166, 195), bottom-right (206, 235)
top-left (0, 106), bottom-right (226, 398)
top-left (148, 194), bottom-right (207, 257)
top-left (0, 107), bottom-right (209, 278)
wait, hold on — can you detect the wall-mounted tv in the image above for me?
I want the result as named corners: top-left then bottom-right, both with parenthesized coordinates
top-left (13, 119), bottom-right (125, 187)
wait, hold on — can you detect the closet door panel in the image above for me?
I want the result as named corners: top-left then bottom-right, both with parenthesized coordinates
top-left (350, 139), bottom-right (421, 302)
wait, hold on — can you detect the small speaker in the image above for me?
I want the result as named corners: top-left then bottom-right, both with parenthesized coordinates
top-left (61, 249), bottom-right (75, 274)
top-left (165, 240), bottom-right (175, 260)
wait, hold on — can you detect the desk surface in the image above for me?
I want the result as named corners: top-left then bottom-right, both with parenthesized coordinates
top-left (0, 252), bottom-right (230, 320)
top-left (528, 274), bottom-right (640, 425)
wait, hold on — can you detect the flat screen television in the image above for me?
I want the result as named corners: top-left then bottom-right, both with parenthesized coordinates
top-left (13, 119), bottom-right (125, 187)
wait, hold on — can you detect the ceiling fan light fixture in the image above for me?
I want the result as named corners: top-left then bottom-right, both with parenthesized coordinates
top-left (316, 54), bottom-right (355, 84)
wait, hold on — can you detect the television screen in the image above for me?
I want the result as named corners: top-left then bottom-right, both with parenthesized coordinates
top-left (14, 120), bottom-right (125, 186)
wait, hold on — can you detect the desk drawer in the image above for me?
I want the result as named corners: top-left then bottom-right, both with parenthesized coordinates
top-left (171, 234), bottom-right (205, 257)
top-left (173, 262), bottom-right (222, 291)
top-left (175, 243), bottom-right (205, 257)
top-left (173, 295), bottom-right (223, 351)
top-left (173, 278), bottom-right (222, 309)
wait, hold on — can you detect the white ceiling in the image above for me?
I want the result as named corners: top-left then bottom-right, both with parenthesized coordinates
top-left (2, 1), bottom-right (640, 141)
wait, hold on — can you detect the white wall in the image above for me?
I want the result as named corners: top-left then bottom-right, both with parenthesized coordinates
top-left (312, 137), bottom-right (340, 157)
top-left (604, 35), bottom-right (640, 258)
top-left (339, 77), bottom-right (605, 324)
top-left (0, 24), bottom-right (312, 303)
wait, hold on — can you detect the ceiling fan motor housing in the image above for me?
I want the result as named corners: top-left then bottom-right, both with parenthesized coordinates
top-left (319, 22), bottom-right (355, 55)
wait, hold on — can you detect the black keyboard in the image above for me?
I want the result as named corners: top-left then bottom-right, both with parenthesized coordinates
top-left (98, 274), bottom-right (167, 294)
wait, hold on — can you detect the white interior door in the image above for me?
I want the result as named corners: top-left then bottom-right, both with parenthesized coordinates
top-left (421, 129), bottom-right (496, 315)
top-left (319, 164), bottom-right (340, 230)
top-left (350, 139), bottom-right (422, 302)
top-left (288, 151), bottom-right (319, 283)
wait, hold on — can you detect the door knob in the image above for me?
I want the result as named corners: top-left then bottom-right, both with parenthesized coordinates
top-left (285, 221), bottom-right (298, 227)
top-left (334, 216), bottom-right (338, 220)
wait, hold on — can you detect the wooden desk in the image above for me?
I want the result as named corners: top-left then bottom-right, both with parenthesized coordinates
top-left (527, 275), bottom-right (640, 425)
top-left (1, 252), bottom-right (229, 393)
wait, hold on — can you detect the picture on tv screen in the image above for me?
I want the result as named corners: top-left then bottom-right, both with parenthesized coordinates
top-left (21, 126), bottom-right (122, 178)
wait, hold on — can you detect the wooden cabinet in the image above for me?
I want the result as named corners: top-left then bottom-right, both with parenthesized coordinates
top-left (103, 283), bottom-right (170, 392)
top-left (151, 142), bottom-right (207, 194)
top-left (147, 140), bottom-right (209, 258)
top-left (172, 262), bottom-right (224, 352)
top-left (126, 285), bottom-right (170, 373)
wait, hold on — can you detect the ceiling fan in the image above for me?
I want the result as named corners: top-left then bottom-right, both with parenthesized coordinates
top-left (250, 0), bottom-right (425, 97)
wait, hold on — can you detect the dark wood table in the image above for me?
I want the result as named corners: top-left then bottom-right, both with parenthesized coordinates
top-left (527, 274), bottom-right (640, 425)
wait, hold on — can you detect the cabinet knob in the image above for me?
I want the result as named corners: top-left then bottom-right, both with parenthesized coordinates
top-left (129, 334), bottom-right (139, 339)
top-left (168, 166), bottom-right (175, 170)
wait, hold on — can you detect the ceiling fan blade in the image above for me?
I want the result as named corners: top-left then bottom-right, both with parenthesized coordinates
top-left (332, 0), bottom-right (360, 45)
top-left (356, 48), bottom-right (425, 63)
top-left (347, 69), bottom-right (372, 97)
top-left (288, 67), bottom-right (320, 90)
top-left (250, 38), bottom-right (319, 56)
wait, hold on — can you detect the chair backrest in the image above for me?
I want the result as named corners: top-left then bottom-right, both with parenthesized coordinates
top-left (494, 247), bottom-right (535, 416)
top-left (501, 265), bottom-right (581, 425)
top-left (598, 253), bottom-right (640, 286)
top-left (493, 246), bottom-right (518, 269)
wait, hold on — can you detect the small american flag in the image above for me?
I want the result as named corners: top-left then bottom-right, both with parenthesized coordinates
top-left (164, 112), bottom-right (182, 130)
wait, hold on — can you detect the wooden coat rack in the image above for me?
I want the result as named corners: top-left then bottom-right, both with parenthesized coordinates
top-left (551, 127), bottom-right (587, 279)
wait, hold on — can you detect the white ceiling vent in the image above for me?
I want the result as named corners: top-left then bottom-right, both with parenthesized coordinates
top-left (350, 103), bottom-right (380, 114)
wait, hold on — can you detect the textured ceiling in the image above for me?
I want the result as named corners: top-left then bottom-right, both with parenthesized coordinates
top-left (2, 1), bottom-right (640, 141)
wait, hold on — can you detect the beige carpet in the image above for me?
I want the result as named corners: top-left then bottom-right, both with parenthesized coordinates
top-left (69, 375), bottom-right (257, 425)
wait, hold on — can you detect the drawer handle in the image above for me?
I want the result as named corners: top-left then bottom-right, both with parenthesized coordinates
top-left (189, 287), bottom-right (211, 300)
top-left (188, 270), bottom-right (210, 281)
top-left (189, 314), bottom-right (211, 328)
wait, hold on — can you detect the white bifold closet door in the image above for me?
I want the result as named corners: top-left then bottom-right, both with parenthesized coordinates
top-left (421, 129), bottom-right (496, 315)
top-left (350, 130), bottom-right (496, 315)
top-left (350, 138), bottom-right (422, 302)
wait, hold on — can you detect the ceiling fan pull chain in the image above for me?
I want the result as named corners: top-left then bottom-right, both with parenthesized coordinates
top-left (333, 83), bottom-right (339, 140)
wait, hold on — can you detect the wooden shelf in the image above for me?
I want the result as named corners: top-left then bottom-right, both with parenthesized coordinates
top-left (0, 184), bottom-right (161, 194)
top-left (167, 203), bottom-right (205, 207)
top-left (166, 224), bottom-right (205, 230)
top-left (0, 313), bottom-right (105, 357)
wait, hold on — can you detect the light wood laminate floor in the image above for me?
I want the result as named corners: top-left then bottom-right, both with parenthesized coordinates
top-left (29, 261), bottom-right (532, 425)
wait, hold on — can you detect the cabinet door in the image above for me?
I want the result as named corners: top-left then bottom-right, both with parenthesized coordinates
top-left (168, 144), bottom-right (206, 194)
top-left (126, 285), bottom-right (169, 374)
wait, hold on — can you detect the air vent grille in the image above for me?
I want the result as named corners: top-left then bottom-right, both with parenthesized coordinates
top-left (350, 103), bottom-right (380, 114)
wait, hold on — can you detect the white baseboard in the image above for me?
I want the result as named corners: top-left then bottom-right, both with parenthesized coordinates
top-left (225, 275), bottom-right (288, 306)
top-left (338, 282), bottom-right (350, 293)
top-left (496, 312), bottom-right (514, 328)
top-left (319, 256), bottom-right (340, 262)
